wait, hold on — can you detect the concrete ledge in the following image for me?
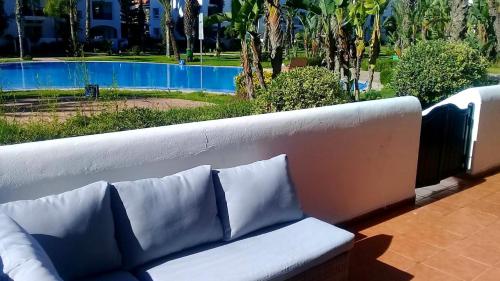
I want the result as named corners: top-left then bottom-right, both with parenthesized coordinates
top-left (0, 96), bottom-right (422, 224)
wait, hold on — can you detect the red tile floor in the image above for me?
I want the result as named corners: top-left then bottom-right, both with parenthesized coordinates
top-left (346, 173), bottom-right (500, 281)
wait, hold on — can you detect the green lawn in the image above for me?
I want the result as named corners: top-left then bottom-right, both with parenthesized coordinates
top-left (1, 89), bottom-right (236, 105)
top-left (488, 61), bottom-right (500, 74)
top-left (0, 51), bottom-right (291, 68)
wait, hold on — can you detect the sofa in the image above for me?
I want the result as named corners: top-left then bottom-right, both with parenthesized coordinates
top-left (0, 155), bottom-right (354, 281)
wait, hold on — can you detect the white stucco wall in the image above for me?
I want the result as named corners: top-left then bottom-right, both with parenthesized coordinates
top-left (0, 97), bottom-right (422, 224)
top-left (78, 0), bottom-right (122, 40)
top-left (423, 85), bottom-right (500, 176)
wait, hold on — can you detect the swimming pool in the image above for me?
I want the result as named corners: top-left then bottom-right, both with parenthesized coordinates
top-left (0, 61), bottom-right (242, 93)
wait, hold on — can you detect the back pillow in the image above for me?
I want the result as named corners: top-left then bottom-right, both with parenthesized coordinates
top-left (213, 154), bottom-right (304, 240)
top-left (0, 181), bottom-right (121, 281)
top-left (111, 165), bottom-right (223, 269)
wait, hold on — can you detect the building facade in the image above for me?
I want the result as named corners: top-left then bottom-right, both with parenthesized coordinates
top-left (148, 0), bottom-right (231, 40)
top-left (1, 0), bottom-right (121, 50)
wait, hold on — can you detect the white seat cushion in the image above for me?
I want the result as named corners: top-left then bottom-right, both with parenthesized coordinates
top-left (135, 217), bottom-right (354, 281)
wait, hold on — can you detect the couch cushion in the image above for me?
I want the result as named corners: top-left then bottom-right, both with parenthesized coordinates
top-left (0, 212), bottom-right (62, 281)
top-left (0, 181), bottom-right (121, 281)
top-left (111, 165), bottom-right (223, 270)
top-left (213, 154), bottom-right (304, 240)
top-left (78, 271), bottom-right (139, 281)
top-left (135, 217), bottom-right (354, 281)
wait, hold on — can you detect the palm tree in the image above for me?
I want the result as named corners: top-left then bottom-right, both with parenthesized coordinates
top-left (349, 0), bottom-right (367, 100)
top-left (266, 0), bottom-right (283, 77)
top-left (286, 0), bottom-right (337, 70)
top-left (206, 14), bottom-right (226, 56)
top-left (365, 0), bottom-right (386, 91)
top-left (159, 0), bottom-right (180, 60)
top-left (449, 0), bottom-right (468, 40)
top-left (488, 0), bottom-right (500, 56)
top-left (85, 0), bottom-right (91, 43)
top-left (45, 0), bottom-right (79, 56)
top-left (248, 0), bottom-right (266, 89)
top-left (221, 0), bottom-right (265, 98)
top-left (15, 0), bottom-right (24, 59)
top-left (184, 0), bottom-right (198, 61)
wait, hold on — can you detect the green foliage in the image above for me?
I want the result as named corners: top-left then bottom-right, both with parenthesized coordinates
top-left (392, 40), bottom-right (488, 106)
top-left (0, 101), bottom-right (255, 145)
top-left (255, 67), bottom-right (349, 113)
top-left (235, 71), bottom-right (272, 99)
top-left (380, 68), bottom-right (393, 85)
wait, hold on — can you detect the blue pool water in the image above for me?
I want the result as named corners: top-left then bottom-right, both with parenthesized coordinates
top-left (0, 62), bottom-right (242, 93)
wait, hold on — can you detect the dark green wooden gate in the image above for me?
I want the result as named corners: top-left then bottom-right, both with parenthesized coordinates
top-left (416, 103), bottom-right (474, 187)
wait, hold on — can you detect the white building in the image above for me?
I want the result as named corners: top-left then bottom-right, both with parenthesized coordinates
top-left (148, 0), bottom-right (231, 40)
top-left (1, 0), bottom-right (121, 49)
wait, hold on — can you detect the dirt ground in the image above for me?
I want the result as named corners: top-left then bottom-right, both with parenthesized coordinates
top-left (1, 97), bottom-right (211, 123)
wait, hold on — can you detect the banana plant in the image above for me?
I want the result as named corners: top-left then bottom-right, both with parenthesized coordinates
top-left (296, 11), bottom-right (319, 57)
top-left (217, 0), bottom-right (266, 98)
top-left (364, 0), bottom-right (386, 91)
top-left (286, 0), bottom-right (339, 71)
top-left (348, 0), bottom-right (367, 101)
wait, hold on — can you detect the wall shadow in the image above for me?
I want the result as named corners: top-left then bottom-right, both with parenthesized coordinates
top-left (349, 234), bottom-right (413, 281)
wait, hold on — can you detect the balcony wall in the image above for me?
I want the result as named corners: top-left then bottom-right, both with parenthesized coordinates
top-left (423, 85), bottom-right (500, 176)
top-left (0, 97), bottom-right (422, 224)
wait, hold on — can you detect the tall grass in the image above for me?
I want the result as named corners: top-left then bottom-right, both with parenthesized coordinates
top-left (0, 100), bottom-right (254, 145)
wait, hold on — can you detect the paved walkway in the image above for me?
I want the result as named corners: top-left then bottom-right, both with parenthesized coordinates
top-left (347, 173), bottom-right (500, 281)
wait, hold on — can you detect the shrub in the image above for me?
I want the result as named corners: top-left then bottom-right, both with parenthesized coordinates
top-left (392, 40), bottom-right (488, 106)
top-left (255, 66), bottom-right (349, 113)
top-left (235, 71), bottom-right (273, 99)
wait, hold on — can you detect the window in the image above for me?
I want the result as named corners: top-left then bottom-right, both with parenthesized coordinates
top-left (153, 8), bottom-right (160, 19)
top-left (93, 1), bottom-right (113, 20)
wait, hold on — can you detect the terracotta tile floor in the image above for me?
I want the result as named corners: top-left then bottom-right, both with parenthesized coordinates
top-left (346, 172), bottom-right (500, 281)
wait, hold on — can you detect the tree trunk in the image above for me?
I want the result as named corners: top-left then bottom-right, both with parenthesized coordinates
top-left (449, 0), bottom-right (468, 41)
top-left (138, 1), bottom-right (146, 51)
top-left (69, 1), bottom-right (78, 56)
top-left (488, 0), bottom-right (500, 56)
top-left (170, 28), bottom-right (180, 61)
top-left (250, 33), bottom-right (266, 90)
top-left (15, 0), bottom-right (24, 59)
top-left (85, 0), bottom-right (91, 43)
top-left (166, 29), bottom-right (171, 56)
top-left (241, 39), bottom-right (254, 99)
top-left (303, 31), bottom-right (308, 57)
top-left (184, 0), bottom-right (197, 60)
top-left (266, 0), bottom-right (283, 78)
top-left (368, 14), bottom-right (381, 91)
top-left (216, 22), bottom-right (221, 56)
top-left (325, 29), bottom-right (335, 71)
top-left (354, 36), bottom-right (365, 101)
top-left (262, 16), bottom-right (269, 53)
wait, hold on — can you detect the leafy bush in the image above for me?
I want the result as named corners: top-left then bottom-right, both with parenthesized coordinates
top-left (392, 40), bottom-right (488, 106)
top-left (235, 71), bottom-right (273, 99)
top-left (0, 101), bottom-right (255, 145)
top-left (255, 67), bottom-right (349, 113)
